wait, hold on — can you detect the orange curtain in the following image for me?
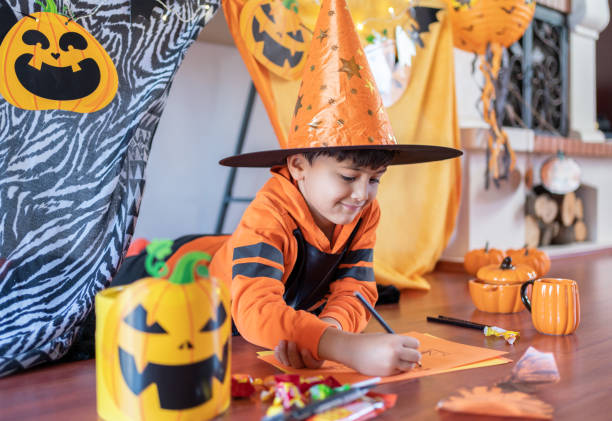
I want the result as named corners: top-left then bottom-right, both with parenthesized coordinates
top-left (223, 0), bottom-right (461, 289)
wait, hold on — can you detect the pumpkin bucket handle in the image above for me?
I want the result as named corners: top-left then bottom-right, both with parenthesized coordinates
top-left (169, 252), bottom-right (212, 285)
top-left (144, 239), bottom-right (173, 278)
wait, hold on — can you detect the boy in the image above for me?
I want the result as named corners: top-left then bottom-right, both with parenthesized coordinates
top-left (161, 0), bottom-right (461, 376)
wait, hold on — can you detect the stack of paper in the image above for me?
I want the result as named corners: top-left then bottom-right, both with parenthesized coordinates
top-left (257, 332), bottom-right (511, 384)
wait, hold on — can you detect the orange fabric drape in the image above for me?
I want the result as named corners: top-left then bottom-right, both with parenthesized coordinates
top-left (223, 0), bottom-right (461, 289)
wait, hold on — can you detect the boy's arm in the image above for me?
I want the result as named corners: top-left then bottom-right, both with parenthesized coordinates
top-left (229, 220), bottom-right (333, 360)
top-left (318, 201), bottom-right (380, 332)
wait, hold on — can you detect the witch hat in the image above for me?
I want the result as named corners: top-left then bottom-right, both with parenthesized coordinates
top-left (220, 0), bottom-right (461, 167)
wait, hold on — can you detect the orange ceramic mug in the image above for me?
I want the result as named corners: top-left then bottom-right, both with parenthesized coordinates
top-left (520, 278), bottom-right (580, 335)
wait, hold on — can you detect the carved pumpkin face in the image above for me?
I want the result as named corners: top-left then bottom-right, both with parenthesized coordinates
top-left (448, 0), bottom-right (535, 54)
top-left (0, 9), bottom-right (118, 112)
top-left (240, 0), bottom-right (311, 80)
top-left (99, 252), bottom-right (231, 420)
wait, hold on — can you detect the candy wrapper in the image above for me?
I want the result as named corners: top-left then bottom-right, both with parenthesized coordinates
top-left (310, 394), bottom-right (390, 421)
top-left (484, 325), bottom-right (520, 345)
top-left (232, 374), bottom-right (264, 398)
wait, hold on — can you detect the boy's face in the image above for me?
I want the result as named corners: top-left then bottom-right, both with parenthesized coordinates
top-left (287, 154), bottom-right (387, 234)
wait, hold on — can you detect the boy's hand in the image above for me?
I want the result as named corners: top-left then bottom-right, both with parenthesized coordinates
top-left (346, 333), bottom-right (421, 376)
top-left (274, 340), bottom-right (325, 369)
top-left (319, 329), bottom-right (421, 376)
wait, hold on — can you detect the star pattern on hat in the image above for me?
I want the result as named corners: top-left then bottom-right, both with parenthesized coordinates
top-left (317, 29), bottom-right (329, 42)
top-left (339, 57), bottom-right (362, 80)
top-left (294, 94), bottom-right (303, 116)
top-left (364, 79), bottom-right (376, 94)
top-left (308, 118), bottom-right (322, 130)
top-left (285, 0), bottom-right (396, 151)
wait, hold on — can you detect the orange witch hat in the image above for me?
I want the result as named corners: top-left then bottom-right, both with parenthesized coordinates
top-left (220, 0), bottom-right (461, 167)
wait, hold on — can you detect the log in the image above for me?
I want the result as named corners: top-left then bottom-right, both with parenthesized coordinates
top-left (525, 214), bottom-right (540, 248)
top-left (540, 221), bottom-right (560, 247)
top-left (555, 191), bottom-right (576, 227)
top-left (534, 194), bottom-right (558, 224)
top-left (552, 224), bottom-right (575, 245)
top-left (525, 193), bottom-right (537, 216)
top-left (574, 220), bottom-right (588, 242)
top-left (575, 197), bottom-right (584, 221)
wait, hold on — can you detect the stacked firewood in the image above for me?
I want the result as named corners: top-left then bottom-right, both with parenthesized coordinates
top-left (525, 185), bottom-right (587, 247)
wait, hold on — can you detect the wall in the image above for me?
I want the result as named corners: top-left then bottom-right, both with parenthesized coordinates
top-left (133, 38), bottom-right (275, 240)
top-left (596, 0), bottom-right (612, 130)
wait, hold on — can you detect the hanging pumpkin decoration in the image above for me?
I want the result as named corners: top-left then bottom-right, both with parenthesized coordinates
top-left (448, 0), bottom-right (535, 188)
top-left (98, 240), bottom-right (231, 421)
top-left (506, 245), bottom-right (550, 278)
top-left (240, 0), bottom-right (312, 80)
top-left (463, 242), bottom-right (505, 276)
top-left (0, 0), bottom-right (118, 113)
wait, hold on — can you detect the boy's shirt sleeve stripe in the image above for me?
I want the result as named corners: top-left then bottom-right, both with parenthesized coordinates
top-left (336, 266), bottom-right (374, 282)
top-left (233, 242), bottom-right (284, 265)
top-left (232, 262), bottom-right (283, 281)
top-left (343, 248), bottom-right (373, 264)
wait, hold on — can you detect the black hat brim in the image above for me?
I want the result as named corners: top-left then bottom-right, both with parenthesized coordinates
top-left (219, 144), bottom-right (462, 167)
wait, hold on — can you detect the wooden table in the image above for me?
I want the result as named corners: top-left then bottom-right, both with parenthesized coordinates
top-left (2, 251), bottom-right (612, 420)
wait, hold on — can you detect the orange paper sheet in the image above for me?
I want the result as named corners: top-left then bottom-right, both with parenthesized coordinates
top-left (257, 332), bottom-right (511, 384)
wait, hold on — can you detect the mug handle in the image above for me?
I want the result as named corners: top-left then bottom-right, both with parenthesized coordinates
top-left (520, 280), bottom-right (534, 312)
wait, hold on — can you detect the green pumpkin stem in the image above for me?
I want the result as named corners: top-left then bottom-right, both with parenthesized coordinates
top-left (168, 252), bottom-right (211, 285)
top-left (35, 0), bottom-right (58, 13)
top-left (485, 241), bottom-right (489, 252)
top-left (282, 0), bottom-right (298, 13)
top-left (523, 244), bottom-right (529, 256)
top-left (144, 239), bottom-right (173, 278)
top-left (500, 256), bottom-right (515, 270)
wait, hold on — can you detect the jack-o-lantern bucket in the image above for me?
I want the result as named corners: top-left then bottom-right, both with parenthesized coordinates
top-left (0, 0), bottom-right (118, 112)
top-left (96, 241), bottom-right (231, 421)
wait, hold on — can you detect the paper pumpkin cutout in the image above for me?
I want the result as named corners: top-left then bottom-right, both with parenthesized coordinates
top-left (100, 245), bottom-right (231, 420)
top-left (240, 0), bottom-right (311, 80)
top-left (0, 0), bottom-right (118, 112)
top-left (437, 386), bottom-right (553, 419)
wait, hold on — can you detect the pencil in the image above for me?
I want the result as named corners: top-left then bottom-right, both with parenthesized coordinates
top-left (353, 291), bottom-right (422, 368)
top-left (354, 291), bottom-right (395, 333)
top-left (426, 315), bottom-right (486, 330)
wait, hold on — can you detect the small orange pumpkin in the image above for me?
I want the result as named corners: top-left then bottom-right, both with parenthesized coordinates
top-left (506, 246), bottom-right (550, 278)
top-left (240, 0), bottom-right (312, 80)
top-left (463, 242), bottom-right (505, 276)
top-left (0, 0), bottom-right (118, 112)
top-left (476, 256), bottom-right (537, 285)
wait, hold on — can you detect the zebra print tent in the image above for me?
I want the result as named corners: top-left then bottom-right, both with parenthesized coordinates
top-left (0, 0), bottom-right (220, 377)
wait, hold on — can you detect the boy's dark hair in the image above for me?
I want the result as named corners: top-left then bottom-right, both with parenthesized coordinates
top-left (300, 149), bottom-right (396, 169)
